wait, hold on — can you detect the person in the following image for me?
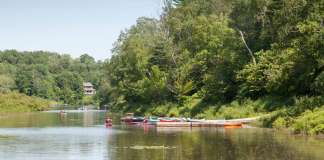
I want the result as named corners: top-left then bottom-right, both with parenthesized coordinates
top-left (143, 117), bottom-right (148, 124)
top-left (105, 117), bottom-right (112, 127)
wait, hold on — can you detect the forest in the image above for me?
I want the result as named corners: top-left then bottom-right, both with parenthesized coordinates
top-left (0, 50), bottom-right (103, 105)
top-left (96, 0), bottom-right (323, 134)
top-left (0, 0), bottom-right (323, 134)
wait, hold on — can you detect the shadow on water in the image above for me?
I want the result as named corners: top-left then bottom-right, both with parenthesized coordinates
top-left (0, 111), bottom-right (323, 160)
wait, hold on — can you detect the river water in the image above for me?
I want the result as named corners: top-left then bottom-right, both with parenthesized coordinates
top-left (0, 111), bottom-right (323, 160)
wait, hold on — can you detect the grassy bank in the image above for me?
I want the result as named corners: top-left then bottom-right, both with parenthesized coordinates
top-left (118, 95), bottom-right (284, 119)
top-left (111, 95), bottom-right (324, 135)
top-left (259, 96), bottom-right (324, 135)
top-left (0, 92), bottom-right (52, 113)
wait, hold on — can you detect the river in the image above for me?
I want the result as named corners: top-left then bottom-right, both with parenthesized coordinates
top-left (0, 111), bottom-right (323, 160)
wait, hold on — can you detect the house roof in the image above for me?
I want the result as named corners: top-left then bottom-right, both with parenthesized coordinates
top-left (83, 82), bottom-right (93, 87)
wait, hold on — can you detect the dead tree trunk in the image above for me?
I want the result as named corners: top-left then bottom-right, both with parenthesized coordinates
top-left (239, 30), bottom-right (256, 65)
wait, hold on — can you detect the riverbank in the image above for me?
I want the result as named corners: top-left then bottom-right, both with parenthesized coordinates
top-left (0, 92), bottom-right (52, 113)
top-left (111, 95), bottom-right (324, 135)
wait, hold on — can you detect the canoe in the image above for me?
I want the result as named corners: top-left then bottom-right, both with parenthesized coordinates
top-left (159, 117), bottom-right (183, 122)
top-left (159, 119), bottom-right (180, 122)
top-left (156, 121), bottom-right (243, 128)
top-left (157, 122), bottom-right (192, 127)
top-left (144, 117), bottom-right (160, 125)
top-left (188, 119), bottom-right (205, 122)
top-left (121, 113), bottom-right (145, 124)
top-left (223, 122), bottom-right (242, 128)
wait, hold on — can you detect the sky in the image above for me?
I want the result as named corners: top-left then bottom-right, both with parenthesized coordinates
top-left (0, 0), bottom-right (163, 60)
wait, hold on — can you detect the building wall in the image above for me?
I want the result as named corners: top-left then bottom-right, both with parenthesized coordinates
top-left (83, 82), bottom-right (96, 95)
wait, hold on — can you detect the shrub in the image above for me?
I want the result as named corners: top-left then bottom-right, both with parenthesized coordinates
top-left (290, 96), bottom-right (324, 116)
top-left (272, 117), bottom-right (287, 130)
top-left (145, 103), bottom-right (180, 117)
top-left (195, 107), bottom-right (217, 119)
top-left (194, 100), bottom-right (262, 119)
top-left (215, 105), bottom-right (258, 119)
top-left (82, 96), bottom-right (96, 106)
top-left (292, 107), bottom-right (324, 135)
top-left (0, 92), bottom-right (51, 112)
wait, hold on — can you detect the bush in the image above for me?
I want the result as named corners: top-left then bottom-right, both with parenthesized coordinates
top-left (272, 117), bottom-right (287, 130)
top-left (145, 103), bottom-right (181, 117)
top-left (258, 96), bottom-right (324, 129)
top-left (82, 96), bottom-right (96, 106)
top-left (289, 96), bottom-right (324, 116)
top-left (215, 104), bottom-right (259, 119)
top-left (0, 92), bottom-right (51, 112)
top-left (195, 107), bottom-right (217, 119)
top-left (292, 107), bottom-right (324, 135)
top-left (195, 100), bottom-right (263, 119)
top-left (259, 109), bottom-right (285, 128)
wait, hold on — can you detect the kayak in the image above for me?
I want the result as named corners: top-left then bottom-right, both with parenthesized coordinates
top-left (223, 122), bottom-right (242, 128)
top-left (121, 113), bottom-right (145, 124)
top-left (156, 121), bottom-right (243, 128)
top-left (121, 117), bottom-right (145, 124)
top-left (159, 117), bottom-right (182, 122)
top-left (144, 117), bottom-right (160, 125)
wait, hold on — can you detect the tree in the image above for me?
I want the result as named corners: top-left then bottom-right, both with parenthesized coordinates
top-left (0, 50), bottom-right (102, 104)
top-left (0, 75), bottom-right (15, 93)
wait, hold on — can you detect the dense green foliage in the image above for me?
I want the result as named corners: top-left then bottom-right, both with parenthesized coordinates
top-left (292, 107), bottom-right (324, 135)
top-left (97, 0), bottom-right (324, 131)
top-left (261, 96), bottom-right (324, 134)
top-left (0, 50), bottom-right (103, 104)
top-left (0, 92), bottom-right (52, 112)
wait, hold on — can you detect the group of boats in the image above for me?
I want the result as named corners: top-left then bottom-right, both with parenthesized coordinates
top-left (105, 113), bottom-right (246, 128)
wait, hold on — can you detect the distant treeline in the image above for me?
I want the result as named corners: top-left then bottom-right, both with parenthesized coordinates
top-left (97, 0), bottom-right (323, 118)
top-left (0, 50), bottom-right (103, 104)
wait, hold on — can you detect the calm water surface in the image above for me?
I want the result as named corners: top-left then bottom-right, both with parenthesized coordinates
top-left (0, 111), bottom-right (323, 160)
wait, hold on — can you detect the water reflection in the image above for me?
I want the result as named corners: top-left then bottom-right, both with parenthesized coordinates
top-left (0, 128), bottom-right (115, 160)
top-left (0, 111), bottom-right (323, 160)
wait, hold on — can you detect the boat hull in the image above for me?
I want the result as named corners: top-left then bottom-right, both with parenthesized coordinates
top-left (121, 117), bottom-right (145, 124)
top-left (156, 121), bottom-right (243, 128)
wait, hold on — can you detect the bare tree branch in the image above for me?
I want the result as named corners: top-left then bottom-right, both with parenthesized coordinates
top-left (239, 30), bottom-right (256, 65)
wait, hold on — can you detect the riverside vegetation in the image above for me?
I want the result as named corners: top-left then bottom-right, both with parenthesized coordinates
top-left (0, 0), bottom-right (323, 134)
top-left (0, 92), bottom-right (51, 112)
top-left (0, 50), bottom-right (103, 112)
top-left (96, 0), bottom-right (324, 134)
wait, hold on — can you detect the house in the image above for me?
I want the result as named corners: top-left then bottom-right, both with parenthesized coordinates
top-left (83, 82), bottom-right (96, 96)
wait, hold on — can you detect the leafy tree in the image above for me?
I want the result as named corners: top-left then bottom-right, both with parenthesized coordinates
top-left (0, 50), bottom-right (102, 105)
top-left (0, 75), bottom-right (15, 93)
top-left (98, 0), bottom-right (323, 117)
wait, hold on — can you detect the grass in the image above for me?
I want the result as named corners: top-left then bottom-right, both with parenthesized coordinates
top-left (139, 96), bottom-right (266, 119)
top-left (291, 107), bottom-right (324, 135)
top-left (259, 96), bottom-right (324, 135)
top-left (0, 92), bottom-right (52, 113)
top-left (111, 94), bottom-right (324, 135)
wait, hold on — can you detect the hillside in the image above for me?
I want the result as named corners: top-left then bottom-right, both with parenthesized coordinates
top-left (0, 50), bottom-right (103, 105)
